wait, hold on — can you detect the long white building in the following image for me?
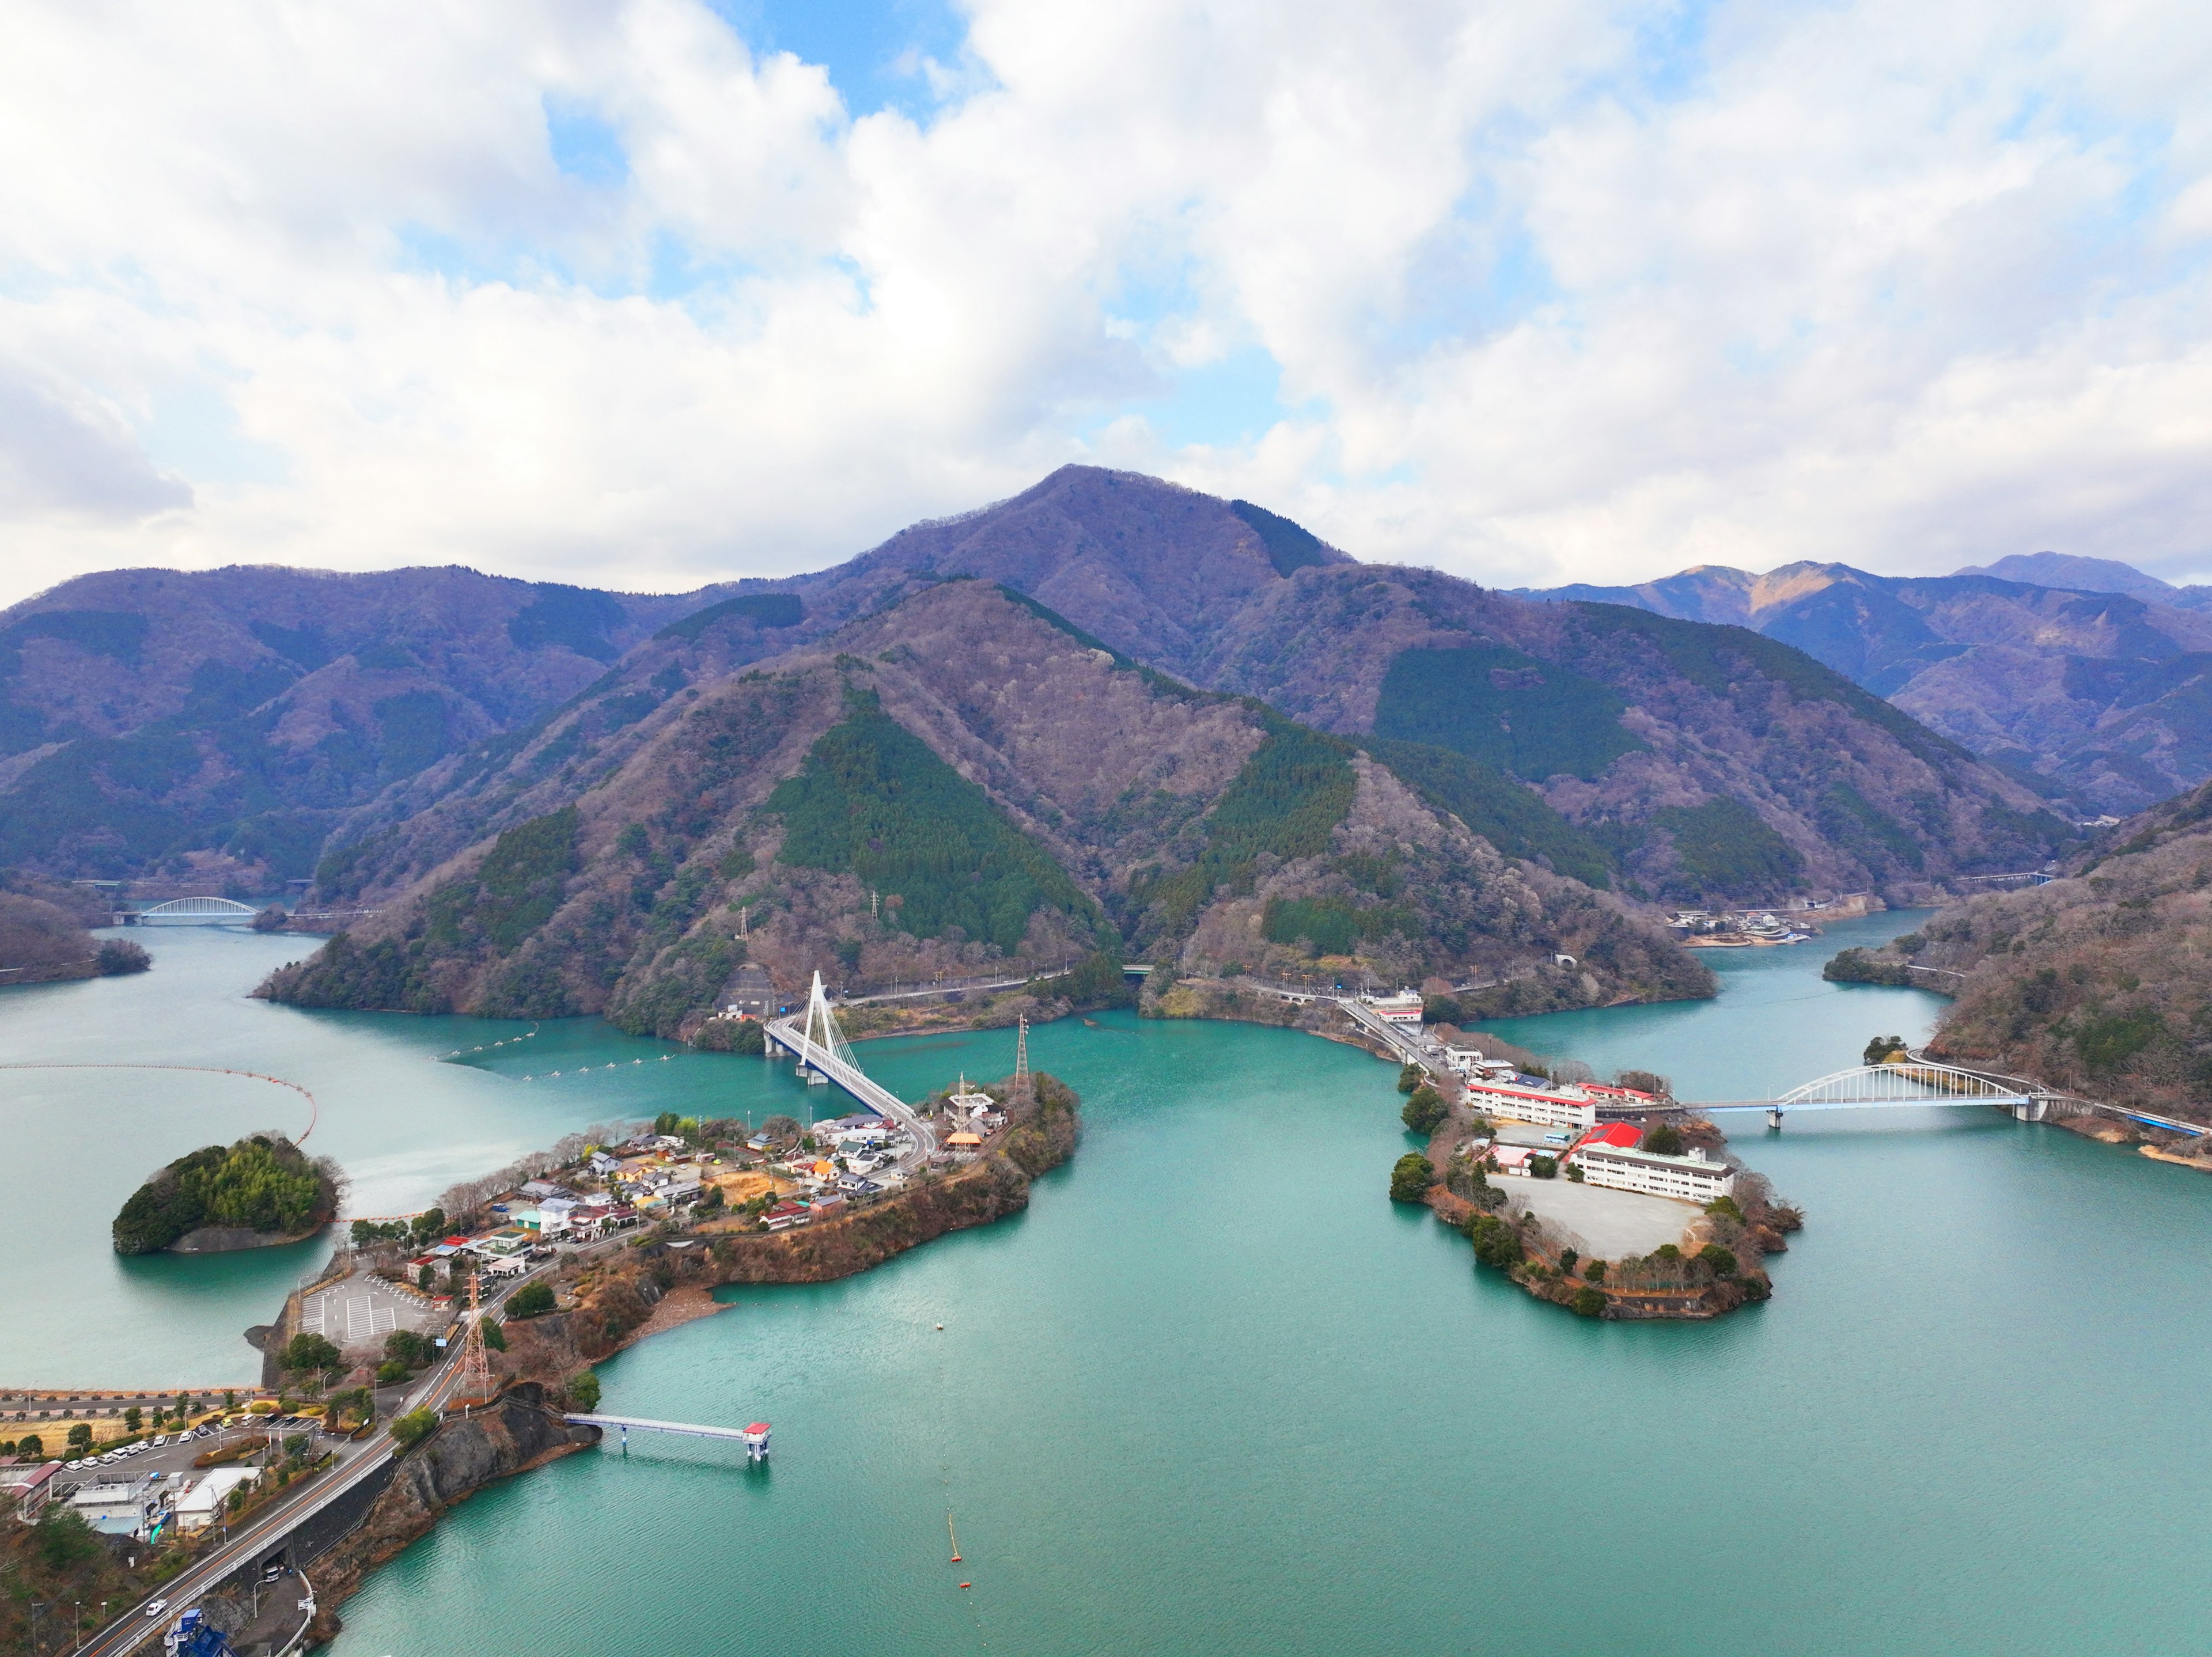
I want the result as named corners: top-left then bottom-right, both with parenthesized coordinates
top-left (1463, 1080), bottom-right (1597, 1129)
top-left (1571, 1142), bottom-right (1736, 1203)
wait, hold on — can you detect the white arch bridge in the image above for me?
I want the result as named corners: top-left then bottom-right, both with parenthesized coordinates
top-left (1660, 1060), bottom-right (2206, 1136)
top-left (134, 896), bottom-right (260, 925)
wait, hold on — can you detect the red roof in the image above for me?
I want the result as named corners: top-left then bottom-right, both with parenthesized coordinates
top-left (1575, 1123), bottom-right (1643, 1152)
top-left (745, 1423), bottom-right (771, 1435)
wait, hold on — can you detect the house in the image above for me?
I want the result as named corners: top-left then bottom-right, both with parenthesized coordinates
top-left (764, 1201), bottom-right (809, 1232)
top-left (537, 1196), bottom-right (579, 1233)
top-left (471, 1228), bottom-right (531, 1257)
top-left (0, 1459), bottom-right (60, 1522)
top-left (1488, 1145), bottom-right (1548, 1176)
top-left (588, 1151), bottom-right (620, 1177)
top-left (664, 1181), bottom-right (704, 1207)
top-left (69, 1474), bottom-right (168, 1538)
top-left (519, 1180), bottom-right (566, 1201)
top-left (810, 1193), bottom-right (848, 1220)
top-left (1571, 1142), bottom-right (1736, 1203)
top-left (170, 1468), bottom-right (260, 1533)
top-left (567, 1203), bottom-right (615, 1239)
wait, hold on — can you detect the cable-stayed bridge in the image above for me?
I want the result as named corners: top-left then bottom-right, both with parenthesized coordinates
top-left (764, 972), bottom-right (938, 1164)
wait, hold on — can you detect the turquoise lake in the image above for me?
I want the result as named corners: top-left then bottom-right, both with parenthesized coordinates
top-left (8, 915), bottom-right (2211, 1653)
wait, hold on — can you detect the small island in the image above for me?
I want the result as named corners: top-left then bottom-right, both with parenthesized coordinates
top-left (1387, 1032), bottom-right (1800, 1319)
top-left (112, 1133), bottom-right (343, 1254)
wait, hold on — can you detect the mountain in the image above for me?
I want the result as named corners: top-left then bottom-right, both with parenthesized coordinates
top-left (3, 467), bottom-right (2070, 912)
top-left (1833, 780), bottom-right (2212, 1133)
top-left (1953, 552), bottom-right (2192, 606)
top-left (0, 566), bottom-right (730, 881)
top-left (1521, 558), bottom-right (2212, 813)
top-left (263, 579), bottom-right (1713, 1026)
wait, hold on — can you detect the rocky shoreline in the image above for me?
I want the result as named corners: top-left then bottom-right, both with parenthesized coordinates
top-left (302, 1076), bottom-right (1080, 1644)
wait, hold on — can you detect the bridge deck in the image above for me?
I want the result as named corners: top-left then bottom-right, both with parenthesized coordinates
top-left (566, 1413), bottom-right (759, 1442)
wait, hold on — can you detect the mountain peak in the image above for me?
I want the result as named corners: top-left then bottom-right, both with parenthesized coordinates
top-left (1955, 551), bottom-right (2173, 602)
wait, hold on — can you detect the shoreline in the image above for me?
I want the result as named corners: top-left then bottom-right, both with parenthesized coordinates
top-left (300, 1077), bottom-right (1081, 1646)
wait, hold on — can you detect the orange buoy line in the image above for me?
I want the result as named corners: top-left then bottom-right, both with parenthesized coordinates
top-left (0, 1061), bottom-right (319, 1142)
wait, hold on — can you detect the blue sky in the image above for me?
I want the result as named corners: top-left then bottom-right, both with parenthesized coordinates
top-left (4, 0), bottom-right (2211, 606)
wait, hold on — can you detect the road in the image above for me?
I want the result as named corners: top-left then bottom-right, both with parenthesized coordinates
top-left (75, 1263), bottom-right (555, 1657)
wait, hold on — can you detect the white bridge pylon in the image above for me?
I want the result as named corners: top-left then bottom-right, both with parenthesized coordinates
top-left (764, 973), bottom-right (938, 1159)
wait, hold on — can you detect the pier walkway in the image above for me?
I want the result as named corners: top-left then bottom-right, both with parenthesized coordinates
top-left (565, 1413), bottom-right (771, 1459)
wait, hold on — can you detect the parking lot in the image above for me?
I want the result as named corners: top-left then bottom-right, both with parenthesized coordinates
top-left (1499, 1176), bottom-right (1700, 1259)
top-left (298, 1272), bottom-right (436, 1349)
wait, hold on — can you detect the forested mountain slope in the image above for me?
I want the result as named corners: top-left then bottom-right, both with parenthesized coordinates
top-left (3, 466), bottom-right (2069, 910)
top-left (1521, 558), bottom-right (2212, 813)
top-left (1832, 781), bottom-right (2212, 1129)
top-left (0, 566), bottom-right (726, 880)
top-left (265, 582), bottom-right (1709, 1029)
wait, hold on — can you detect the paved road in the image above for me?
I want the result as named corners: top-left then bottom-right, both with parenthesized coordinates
top-left (77, 1263), bottom-right (556, 1657)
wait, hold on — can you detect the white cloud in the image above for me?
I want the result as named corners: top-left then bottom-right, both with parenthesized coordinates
top-left (0, 0), bottom-right (2209, 609)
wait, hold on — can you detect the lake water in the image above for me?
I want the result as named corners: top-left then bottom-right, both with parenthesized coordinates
top-left (11, 916), bottom-right (2212, 1652)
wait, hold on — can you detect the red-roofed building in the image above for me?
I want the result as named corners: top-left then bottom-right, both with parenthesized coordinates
top-left (1574, 1122), bottom-right (1643, 1155)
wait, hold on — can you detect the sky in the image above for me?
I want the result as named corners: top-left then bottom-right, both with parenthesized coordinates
top-left (3, 0), bottom-right (2211, 610)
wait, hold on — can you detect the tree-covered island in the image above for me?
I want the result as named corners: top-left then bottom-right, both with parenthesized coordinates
top-left (112, 1133), bottom-right (343, 1254)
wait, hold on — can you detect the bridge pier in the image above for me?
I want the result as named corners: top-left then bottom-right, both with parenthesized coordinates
top-left (1767, 1108), bottom-right (1784, 1130)
top-left (2010, 1098), bottom-right (2047, 1122)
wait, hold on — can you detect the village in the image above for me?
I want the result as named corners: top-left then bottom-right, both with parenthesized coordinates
top-left (0, 1062), bottom-right (1032, 1580)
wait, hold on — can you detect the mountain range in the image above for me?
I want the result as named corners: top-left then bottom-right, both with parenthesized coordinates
top-left (0, 466), bottom-right (2090, 1025)
top-left (1523, 551), bottom-right (2212, 813)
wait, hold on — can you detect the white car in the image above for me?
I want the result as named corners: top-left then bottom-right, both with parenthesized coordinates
top-left (151, 1434), bottom-right (168, 1446)
top-left (143, 1599), bottom-right (168, 1620)
top-left (64, 1458), bottom-right (84, 1470)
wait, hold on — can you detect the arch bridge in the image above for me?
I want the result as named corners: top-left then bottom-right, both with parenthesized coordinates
top-left (1672, 1061), bottom-right (2069, 1129)
top-left (135, 896), bottom-right (260, 925)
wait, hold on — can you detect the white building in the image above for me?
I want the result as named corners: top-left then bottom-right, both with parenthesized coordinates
top-left (1442, 1046), bottom-right (1518, 1083)
top-left (69, 1474), bottom-right (168, 1537)
top-left (1364, 991), bottom-right (1425, 1024)
top-left (1571, 1143), bottom-right (1736, 1203)
top-left (1463, 1081), bottom-right (1597, 1129)
top-left (171, 1468), bottom-right (260, 1533)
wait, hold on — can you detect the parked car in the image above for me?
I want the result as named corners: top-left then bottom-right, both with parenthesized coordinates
top-left (152, 1435), bottom-right (168, 1446)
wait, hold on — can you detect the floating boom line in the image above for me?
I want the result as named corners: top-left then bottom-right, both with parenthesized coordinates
top-left (0, 1061), bottom-right (319, 1142)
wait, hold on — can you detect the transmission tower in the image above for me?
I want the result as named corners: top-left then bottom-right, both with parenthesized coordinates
top-left (1013, 1014), bottom-right (1032, 1104)
top-left (456, 1273), bottom-right (494, 1414)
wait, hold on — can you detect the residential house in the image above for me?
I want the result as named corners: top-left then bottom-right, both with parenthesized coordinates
top-left (0, 1459), bottom-right (60, 1522)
